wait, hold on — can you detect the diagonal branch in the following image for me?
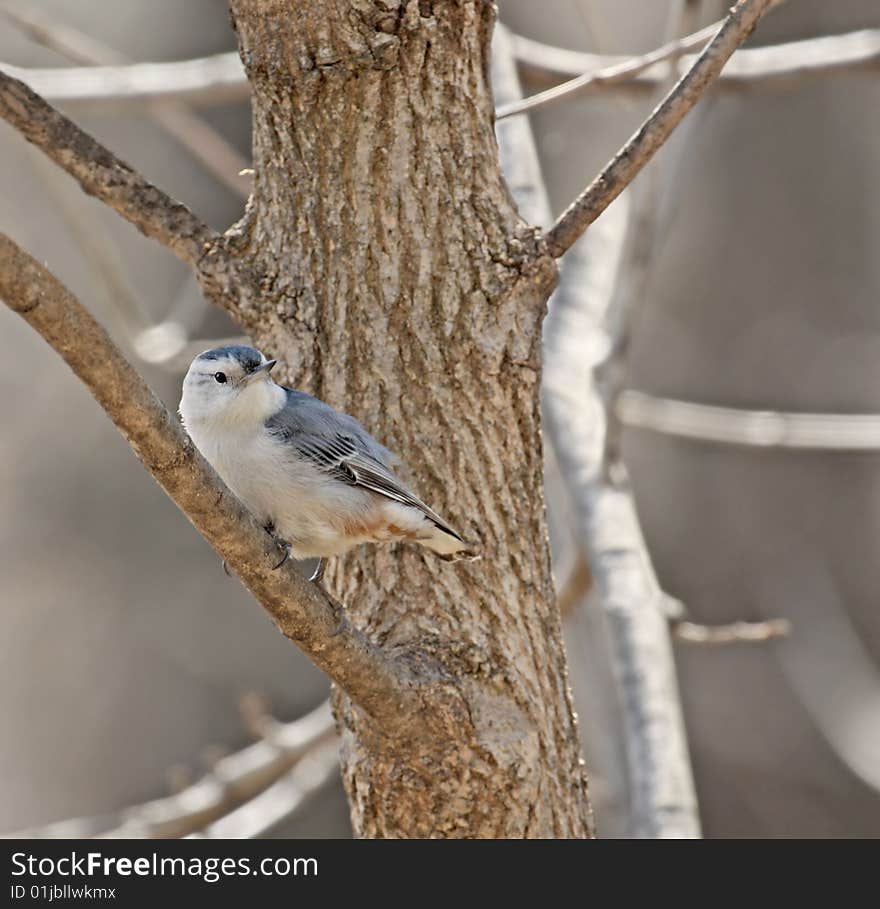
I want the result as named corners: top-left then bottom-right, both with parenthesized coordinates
top-left (545, 0), bottom-right (774, 259)
top-left (9, 700), bottom-right (337, 839)
top-left (0, 232), bottom-right (423, 732)
top-left (193, 739), bottom-right (341, 838)
top-left (0, 70), bottom-right (221, 269)
top-left (0, 2), bottom-right (250, 199)
top-left (498, 19), bottom-right (721, 121)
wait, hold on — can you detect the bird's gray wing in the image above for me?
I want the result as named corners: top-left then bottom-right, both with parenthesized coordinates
top-left (266, 390), bottom-right (463, 541)
top-left (291, 432), bottom-right (464, 542)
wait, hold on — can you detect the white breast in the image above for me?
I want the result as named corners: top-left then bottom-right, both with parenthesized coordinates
top-left (187, 421), bottom-right (380, 559)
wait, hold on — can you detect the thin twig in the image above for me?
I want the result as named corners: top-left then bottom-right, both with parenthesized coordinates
top-left (101, 702), bottom-right (336, 839)
top-left (25, 152), bottom-right (153, 343)
top-left (545, 0), bottom-right (775, 259)
top-left (4, 19), bottom-right (877, 110)
top-left (511, 28), bottom-right (880, 92)
top-left (0, 3), bottom-right (250, 200)
top-left (7, 8), bottom-right (247, 211)
top-left (7, 701), bottom-right (336, 839)
top-left (0, 234), bottom-right (423, 730)
top-left (597, 0), bottom-right (711, 473)
top-left (672, 619), bottom-right (791, 645)
top-left (0, 70), bottom-right (220, 269)
top-left (498, 19), bottom-right (720, 120)
top-left (0, 3), bottom-right (123, 66)
top-left (193, 740), bottom-right (341, 838)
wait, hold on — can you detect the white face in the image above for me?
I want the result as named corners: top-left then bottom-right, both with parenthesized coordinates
top-left (179, 345), bottom-right (281, 428)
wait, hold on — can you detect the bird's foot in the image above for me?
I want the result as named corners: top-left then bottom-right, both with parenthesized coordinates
top-left (309, 558), bottom-right (326, 585)
top-left (263, 521), bottom-right (290, 571)
top-left (263, 520), bottom-right (292, 570)
top-left (271, 538), bottom-right (292, 570)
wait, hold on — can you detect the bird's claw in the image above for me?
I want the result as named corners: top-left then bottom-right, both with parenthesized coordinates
top-left (271, 538), bottom-right (292, 570)
top-left (309, 558), bottom-right (326, 585)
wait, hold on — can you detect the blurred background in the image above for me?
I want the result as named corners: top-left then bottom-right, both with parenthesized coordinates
top-left (1, 0), bottom-right (879, 837)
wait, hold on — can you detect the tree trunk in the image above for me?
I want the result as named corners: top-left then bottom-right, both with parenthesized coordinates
top-left (223, 0), bottom-right (592, 837)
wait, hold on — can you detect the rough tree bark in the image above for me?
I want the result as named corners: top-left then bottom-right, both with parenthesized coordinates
top-left (1, 0), bottom-right (769, 838)
top-left (217, 0), bottom-right (591, 838)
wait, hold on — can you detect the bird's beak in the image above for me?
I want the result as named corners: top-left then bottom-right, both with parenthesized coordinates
top-left (245, 359), bottom-right (277, 383)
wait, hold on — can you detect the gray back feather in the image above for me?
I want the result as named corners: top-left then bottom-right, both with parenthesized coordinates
top-left (265, 389), bottom-right (462, 542)
top-left (265, 389), bottom-right (394, 464)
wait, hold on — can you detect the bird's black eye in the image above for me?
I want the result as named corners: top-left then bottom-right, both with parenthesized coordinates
top-left (213, 372), bottom-right (227, 384)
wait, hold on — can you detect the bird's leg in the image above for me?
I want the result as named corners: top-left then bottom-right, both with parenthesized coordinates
top-left (309, 558), bottom-right (326, 585)
top-left (264, 520), bottom-right (292, 570)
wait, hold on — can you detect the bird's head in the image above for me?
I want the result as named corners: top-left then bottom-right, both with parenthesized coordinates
top-left (179, 345), bottom-right (283, 429)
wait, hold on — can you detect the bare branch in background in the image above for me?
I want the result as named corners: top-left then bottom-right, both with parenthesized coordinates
top-left (543, 0), bottom-right (708, 833)
top-left (102, 701), bottom-right (336, 839)
top-left (619, 390), bottom-right (880, 450)
top-left (0, 2), bottom-right (250, 199)
top-left (0, 52), bottom-right (248, 108)
top-left (9, 701), bottom-right (336, 838)
top-left (0, 71), bottom-right (221, 269)
top-left (595, 0), bottom-right (710, 472)
top-left (28, 152), bottom-right (244, 370)
top-left (193, 740), bottom-right (340, 838)
top-left (498, 18), bottom-right (721, 120)
top-left (25, 152), bottom-right (154, 343)
top-left (513, 28), bottom-right (880, 93)
top-left (3, 9), bottom-right (875, 115)
top-left (0, 234), bottom-right (427, 730)
top-left (0, 3), bottom-right (126, 65)
top-left (546, 0), bottom-right (775, 259)
top-left (2, 3), bottom-right (247, 376)
top-left (543, 203), bottom-right (701, 838)
top-left (672, 619), bottom-right (791, 645)
top-left (493, 21), bottom-right (700, 838)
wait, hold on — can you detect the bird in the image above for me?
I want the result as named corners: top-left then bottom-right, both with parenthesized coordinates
top-left (179, 345), bottom-right (473, 583)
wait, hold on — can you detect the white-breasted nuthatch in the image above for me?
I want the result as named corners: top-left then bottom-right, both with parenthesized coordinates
top-left (179, 345), bottom-right (472, 581)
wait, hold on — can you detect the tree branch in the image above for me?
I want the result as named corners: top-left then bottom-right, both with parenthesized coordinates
top-left (511, 28), bottom-right (880, 93)
top-left (493, 21), bottom-right (700, 838)
top-left (0, 53), bottom-right (248, 108)
top-left (0, 69), bottom-right (221, 269)
top-left (672, 619), bottom-right (791, 645)
top-left (545, 0), bottom-right (774, 259)
top-left (5, 20), bottom-right (876, 114)
top-left (0, 2), bottom-right (250, 199)
top-left (0, 233), bottom-right (425, 731)
top-left (193, 740), bottom-right (341, 839)
top-left (618, 390), bottom-right (880, 451)
top-left (103, 701), bottom-right (336, 839)
top-left (498, 19), bottom-right (721, 120)
top-left (8, 700), bottom-right (336, 838)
